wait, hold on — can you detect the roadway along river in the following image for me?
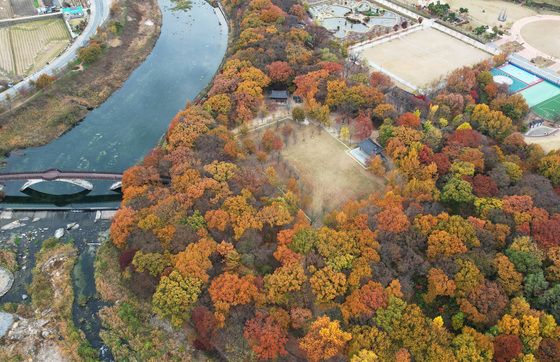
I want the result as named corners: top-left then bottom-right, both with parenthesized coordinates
top-left (0, 0), bottom-right (228, 208)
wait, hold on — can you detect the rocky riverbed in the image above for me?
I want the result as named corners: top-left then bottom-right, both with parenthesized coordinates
top-left (0, 210), bottom-right (115, 360)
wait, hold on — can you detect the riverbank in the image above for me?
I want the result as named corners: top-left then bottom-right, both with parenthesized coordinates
top-left (0, 0), bottom-right (162, 156)
top-left (0, 240), bottom-right (96, 361)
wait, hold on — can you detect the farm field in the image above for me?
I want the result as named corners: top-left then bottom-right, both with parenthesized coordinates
top-left (0, 27), bottom-right (14, 80)
top-left (10, 0), bottom-right (36, 17)
top-left (0, 0), bottom-right (13, 19)
top-left (279, 122), bottom-right (384, 217)
top-left (520, 19), bottom-right (560, 58)
top-left (360, 28), bottom-right (491, 90)
top-left (0, 18), bottom-right (70, 81)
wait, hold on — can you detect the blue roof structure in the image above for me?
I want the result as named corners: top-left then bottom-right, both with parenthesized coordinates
top-left (270, 90), bottom-right (288, 99)
top-left (62, 6), bottom-right (83, 15)
top-left (358, 139), bottom-right (382, 156)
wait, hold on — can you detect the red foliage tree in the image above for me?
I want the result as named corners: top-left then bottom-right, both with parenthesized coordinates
top-left (536, 338), bottom-right (560, 362)
top-left (266, 61), bottom-right (293, 84)
top-left (353, 112), bottom-right (373, 140)
top-left (369, 71), bottom-right (393, 90)
top-left (432, 153), bottom-right (452, 175)
top-left (532, 215), bottom-right (560, 249)
top-left (472, 174), bottom-right (498, 197)
top-left (119, 248), bottom-right (138, 271)
top-left (396, 112), bottom-right (421, 128)
top-left (192, 306), bottom-right (217, 351)
top-left (446, 129), bottom-right (483, 148)
top-left (493, 335), bottom-right (522, 362)
top-left (244, 312), bottom-right (288, 360)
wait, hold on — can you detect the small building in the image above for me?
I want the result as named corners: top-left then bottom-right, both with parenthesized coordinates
top-left (349, 138), bottom-right (385, 167)
top-left (62, 6), bottom-right (84, 18)
top-left (269, 90), bottom-right (289, 103)
top-left (358, 138), bottom-right (383, 157)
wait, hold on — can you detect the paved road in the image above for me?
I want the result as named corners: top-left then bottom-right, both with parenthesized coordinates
top-left (0, 0), bottom-right (111, 103)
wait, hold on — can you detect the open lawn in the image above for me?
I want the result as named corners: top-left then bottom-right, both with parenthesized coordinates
top-left (279, 123), bottom-right (384, 217)
top-left (360, 27), bottom-right (491, 89)
top-left (0, 18), bottom-right (70, 81)
top-left (521, 19), bottom-right (560, 58)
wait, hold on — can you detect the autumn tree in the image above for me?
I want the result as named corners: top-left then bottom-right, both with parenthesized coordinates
top-left (299, 316), bottom-right (352, 362)
top-left (266, 61), bottom-right (293, 84)
top-left (353, 112), bottom-right (373, 140)
top-left (538, 153), bottom-right (560, 186)
top-left (396, 112), bottom-right (421, 128)
top-left (427, 230), bottom-right (467, 258)
top-left (425, 268), bottom-right (456, 303)
top-left (244, 311), bottom-right (288, 360)
top-left (493, 334), bottom-right (522, 362)
top-left (310, 266), bottom-right (347, 302)
top-left (470, 104), bottom-right (513, 140)
top-left (341, 281), bottom-right (387, 321)
top-left (152, 270), bottom-right (203, 327)
top-left (110, 207), bottom-right (136, 249)
top-left (208, 272), bottom-right (259, 325)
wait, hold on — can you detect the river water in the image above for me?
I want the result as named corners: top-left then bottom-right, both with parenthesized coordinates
top-left (1, 0), bottom-right (227, 208)
top-left (1, 0), bottom-right (226, 358)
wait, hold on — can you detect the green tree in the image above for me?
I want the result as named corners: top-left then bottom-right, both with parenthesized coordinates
top-left (441, 177), bottom-right (474, 206)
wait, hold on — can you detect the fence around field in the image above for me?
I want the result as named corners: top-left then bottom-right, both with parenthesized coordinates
top-left (348, 22), bottom-right (423, 53)
top-left (431, 22), bottom-right (499, 55)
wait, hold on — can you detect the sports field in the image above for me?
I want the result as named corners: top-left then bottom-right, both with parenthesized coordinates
top-left (360, 28), bottom-right (491, 89)
top-left (533, 94), bottom-right (560, 120)
top-left (0, 18), bottom-right (70, 81)
top-left (520, 19), bottom-right (560, 59)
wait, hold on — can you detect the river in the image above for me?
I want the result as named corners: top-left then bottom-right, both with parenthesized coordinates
top-left (0, 0), bottom-right (228, 209)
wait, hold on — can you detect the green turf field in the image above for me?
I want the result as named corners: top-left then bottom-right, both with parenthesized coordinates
top-left (533, 93), bottom-right (560, 120)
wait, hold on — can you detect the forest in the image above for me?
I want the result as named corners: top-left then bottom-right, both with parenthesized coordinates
top-left (101, 0), bottom-right (560, 360)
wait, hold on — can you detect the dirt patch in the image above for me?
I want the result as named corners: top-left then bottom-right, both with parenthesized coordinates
top-left (0, 0), bottom-right (162, 156)
top-left (447, 0), bottom-right (536, 29)
top-left (525, 130), bottom-right (560, 153)
top-left (277, 122), bottom-right (384, 217)
top-left (520, 19), bottom-right (560, 58)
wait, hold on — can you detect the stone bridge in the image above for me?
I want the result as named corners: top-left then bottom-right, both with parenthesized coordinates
top-left (0, 169), bottom-right (124, 193)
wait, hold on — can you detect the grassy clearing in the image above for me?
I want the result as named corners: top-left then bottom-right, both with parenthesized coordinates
top-left (275, 121), bottom-right (384, 218)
